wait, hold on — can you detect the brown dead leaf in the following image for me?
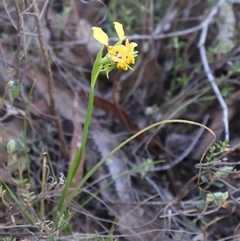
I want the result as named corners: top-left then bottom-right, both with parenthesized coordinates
top-left (26, 68), bottom-right (86, 122)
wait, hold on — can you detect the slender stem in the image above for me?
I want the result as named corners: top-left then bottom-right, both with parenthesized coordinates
top-left (58, 47), bottom-right (103, 213)
top-left (57, 84), bottom-right (95, 213)
top-left (13, 0), bottom-right (21, 81)
top-left (75, 83), bottom-right (96, 179)
top-left (23, 82), bottom-right (35, 181)
top-left (41, 154), bottom-right (47, 218)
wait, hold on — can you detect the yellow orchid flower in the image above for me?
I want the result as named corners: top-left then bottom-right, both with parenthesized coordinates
top-left (108, 45), bottom-right (128, 70)
top-left (92, 22), bottom-right (138, 74)
top-left (125, 39), bottom-right (138, 64)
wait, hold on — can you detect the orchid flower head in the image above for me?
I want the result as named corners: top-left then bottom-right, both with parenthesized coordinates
top-left (92, 22), bottom-right (138, 75)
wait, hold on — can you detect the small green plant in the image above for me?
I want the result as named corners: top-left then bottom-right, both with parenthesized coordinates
top-left (2, 238), bottom-right (17, 241)
top-left (56, 22), bottom-right (216, 221)
top-left (206, 140), bottom-right (230, 162)
top-left (229, 61), bottom-right (240, 74)
top-left (0, 156), bottom-right (69, 239)
top-left (101, 237), bottom-right (118, 241)
top-left (6, 80), bottom-right (22, 101)
top-left (198, 189), bottom-right (229, 210)
top-left (6, 136), bottom-right (30, 187)
top-left (140, 158), bottom-right (155, 179)
top-left (58, 21), bottom-right (138, 213)
top-left (165, 36), bottom-right (190, 100)
top-left (106, 1), bottom-right (143, 33)
top-left (197, 140), bottom-right (232, 222)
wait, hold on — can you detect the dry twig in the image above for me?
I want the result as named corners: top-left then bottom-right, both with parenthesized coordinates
top-left (198, 0), bottom-right (229, 140)
top-left (13, 0), bottom-right (22, 81)
top-left (29, 0), bottom-right (69, 158)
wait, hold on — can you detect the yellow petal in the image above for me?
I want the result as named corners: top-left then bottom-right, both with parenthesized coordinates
top-left (116, 61), bottom-right (128, 70)
top-left (130, 42), bottom-right (137, 48)
top-left (126, 55), bottom-right (135, 64)
top-left (113, 22), bottom-right (125, 40)
top-left (126, 39), bottom-right (137, 52)
top-left (108, 45), bottom-right (127, 60)
top-left (92, 27), bottom-right (109, 46)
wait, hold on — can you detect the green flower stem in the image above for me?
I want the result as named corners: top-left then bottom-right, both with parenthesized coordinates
top-left (57, 74), bottom-right (96, 212)
top-left (58, 46), bottom-right (103, 214)
top-left (23, 81), bottom-right (35, 183)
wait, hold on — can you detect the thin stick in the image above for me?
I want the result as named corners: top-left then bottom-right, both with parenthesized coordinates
top-left (13, 0), bottom-right (22, 81)
top-left (3, 0), bottom-right (17, 30)
top-left (198, 0), bottom-right (229, 141)
top-left (29, 0), bottom-right (69, 158)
